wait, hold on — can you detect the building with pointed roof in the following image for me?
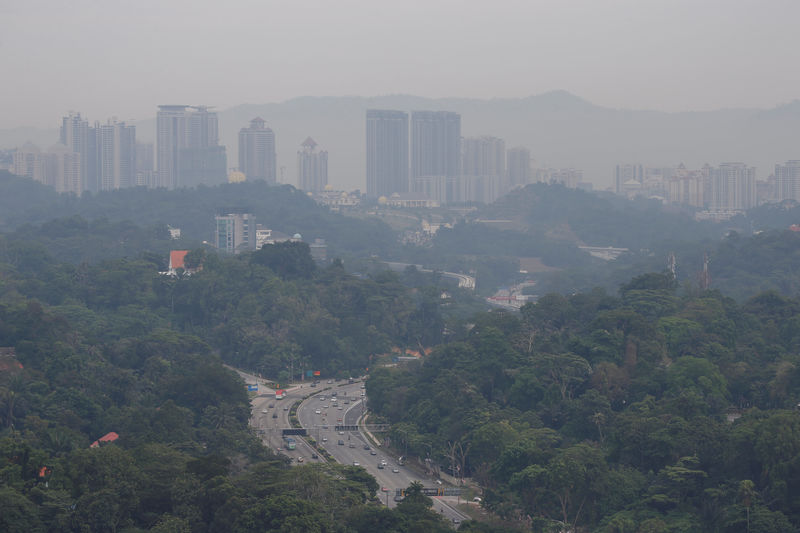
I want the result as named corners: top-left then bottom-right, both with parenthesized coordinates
top-left (238, 117), bottom-right (276, 184)
top-left (297, 136), bottom-right (328, 192)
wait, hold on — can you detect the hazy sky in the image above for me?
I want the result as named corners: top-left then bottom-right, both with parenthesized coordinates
top-left (2, 0), bottom-right (799, 129)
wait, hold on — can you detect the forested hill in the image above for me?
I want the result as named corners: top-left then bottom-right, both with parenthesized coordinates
top-left (368, 272), bottom-right (800, 531)
top-left (0, 219), bottom-right (482, 531)
top-left (0, 171), bottom-right (397, 260)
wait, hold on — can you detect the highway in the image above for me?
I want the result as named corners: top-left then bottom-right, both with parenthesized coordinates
top-left (295, 381), bottom-right (468, 525)
top-left (238, 369), bottom-right (468, 526)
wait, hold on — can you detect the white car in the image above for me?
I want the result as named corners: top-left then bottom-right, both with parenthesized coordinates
top-left (315, 409), bottom-right (321, 414)
top-left (352, 461), bottom-right (360, 466)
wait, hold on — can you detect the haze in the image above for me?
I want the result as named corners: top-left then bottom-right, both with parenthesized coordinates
top-left (2, 0), bottom-right (799, 130)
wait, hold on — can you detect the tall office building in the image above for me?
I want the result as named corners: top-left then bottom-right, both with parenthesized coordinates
top-left (238, 117), bottom-right (277, 184)
top-left (775, 161), bottom-right (800, 202)
top-left (60, 112), bottom-right (99, 193)
top-left (411, 111), bottom-right (461, 204)
top-left (507, 147), bottom-right (532, 190)
top-left (135, 143), bottom-right (155, 187)
top-left (215, 212), bottom-right (257, 254)
top-left (297, 137), bottom-right (328, 192)
top-left (157, 105), bottom-right (226, 189)
top-left (709, 162), bottom-right (756, 211)
top-left (461, 136), bottom-right (506, 203)
top-left (98, 120), bottom-right (136, 191)
top-left (366, 110), bottom-right (408, 198)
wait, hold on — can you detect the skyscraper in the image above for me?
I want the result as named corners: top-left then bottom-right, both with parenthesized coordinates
top-left (98, 120), bottom-right (136, 191)
top-left (506, 147), bottom-right (532, 190)
top-left (366, 110), bottom-right (408, 199)
top-left (238, 117), bottom-right (276, 184)
top-left (60, 112), bottom-right (98, 193)
top-left (156, 105), bottom-right (187, 189)
top-left (709, 162), bottom-right (756, 211)
top-left (411, 111), bottom-right (461, 204)
top-left (461, 136), bottom-right (506, 203)
top-left (297, 137), bottom-right (328, 192)
top-left (157, 105), bottom-right (227, 189)
top-left (775, 161), bottom-right (800, 203)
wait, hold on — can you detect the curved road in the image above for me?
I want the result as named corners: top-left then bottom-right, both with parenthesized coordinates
top-left (238, 369), bottom-right (468, 526)
top-left (296, 381), bottom-right (468, 525)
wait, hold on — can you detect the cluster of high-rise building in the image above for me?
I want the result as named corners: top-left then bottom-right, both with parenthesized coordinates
top-left (13, 112), bottom-right (145, 195)
top-left (615, 161), bottom-right (800, 217)
top-left (12, 108), bottom-right (328, 195)
top-left (365, 109), bottom-right (576, 205)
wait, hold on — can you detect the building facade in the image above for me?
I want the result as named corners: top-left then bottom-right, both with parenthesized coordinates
top-left (238, 117), bottom-right (277, 184)
top-left (506, 147), bottom-right (532, 190)
top-left (215, 212), bottom-right (257, 254)
top-left (157, 105), bottom-right (227, 189)
top-left (366, 109), bottom-right (408, 199)
top-left (297, 137), bottom-right (328, 192)
top-left (461, 136), bottom-right (506, 203)
top-left (775, 160), bottom-right (800, 203)
top-left (98, 120), bottom-right (136, 191)
top-left (709, 162), bottom-right (756, 211)
top-left (411, 110), bottom-right (461, 204)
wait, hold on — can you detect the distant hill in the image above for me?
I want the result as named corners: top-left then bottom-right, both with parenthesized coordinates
top-left (4, 92), bottom-right (800, 192)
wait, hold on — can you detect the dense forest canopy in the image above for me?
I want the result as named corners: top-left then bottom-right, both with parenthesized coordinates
top-left (367, 272), bottom-right (800, 531)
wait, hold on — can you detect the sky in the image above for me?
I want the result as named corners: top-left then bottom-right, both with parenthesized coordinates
top-left (1, 0), bottom-right (799, 129)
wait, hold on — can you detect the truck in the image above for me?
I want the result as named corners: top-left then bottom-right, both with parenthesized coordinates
top-left (285, 437), bottom-right (296, 450)
top-left (275, 389), bottom-right (286, 400)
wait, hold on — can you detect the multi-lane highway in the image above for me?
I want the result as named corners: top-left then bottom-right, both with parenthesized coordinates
top-left (239, 370), bottom-right (467, 526)
top-left (295, 380), bottom-right (468, 525)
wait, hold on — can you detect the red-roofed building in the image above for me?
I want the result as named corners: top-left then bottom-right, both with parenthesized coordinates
top-left (165, 250), bottom-right (202, 276)
top-left (90, 431), bottom-right (119, 448)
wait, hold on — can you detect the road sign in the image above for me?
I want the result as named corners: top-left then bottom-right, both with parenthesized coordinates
top-left (282, 428), bottom-right (307, 436)
top-left (247, 384), bottom-right (258, 392)
top-left (335, 425), bottom-right (359, 432)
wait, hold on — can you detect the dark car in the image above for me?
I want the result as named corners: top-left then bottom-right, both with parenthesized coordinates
top-left (338, 440), bottom-right (345, 445)
top-left (272, 413), bottom-right (278, 418)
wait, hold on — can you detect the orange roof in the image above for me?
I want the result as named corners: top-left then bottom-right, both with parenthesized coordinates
top-left (90, 431), bottom-right (119, 448)
top-left (170, 250), bottom-right (189, 270)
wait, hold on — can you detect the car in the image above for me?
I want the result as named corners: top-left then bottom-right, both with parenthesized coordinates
top-left (338, 431), bottom-right (344, 435)
top-left (272, 413), bottom-right (278, 418)
top-left (452, 518), bottom-right (461, 525)
top-left (319, 396), bottom-right (325, 401)
top-left (370, 450), bottom-right (377, 456)
top-left (380, 459), bottom-right (387, 466)
top-left (435, 479), bottom-right (442, 485)
top-left (349, 443), bottom-right (355, 448)
top-left (352, 461), bottom-right (359, 466)
top-left (331, 392), bottom-right (337, 397)
top-left (327, 380), bottom-right (333, 384)
top-left (361, 384), bottom-right (365, 389)
top-left (322, 436), bottom-right (328, 442)
top-left (364, 445), bottom-right (371, 450)
top-left (315, 409), bottom-right (321, 414)
top-left (311, 453), bottom-right (318, 459)
top-left (261, 409), bottom-right (268, 414)
top-left (392, 468), bottom-right (399, 473)
top-left (310, 382), bottom-right (316, 387)
top-left (283, 406), bottom-right (289, 411)
top-left (322, 425), bottom-right (328, 429)
top-left (268, 403), bottom-right (274, 408)
top-left (338, 406), bottom-right (343, 410)
top-left (381, 487), bottom-right (389, 492)
top-left (377, 463), bottom-right (384, 469)
top-left (338, 440), bottom-right (344, 445)
top-left (296, 456), bottom-right (304, 463)
top-left (473, 497), bottom-right (482, 503)
top-left (344, 400), bottom-right (350, 404)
